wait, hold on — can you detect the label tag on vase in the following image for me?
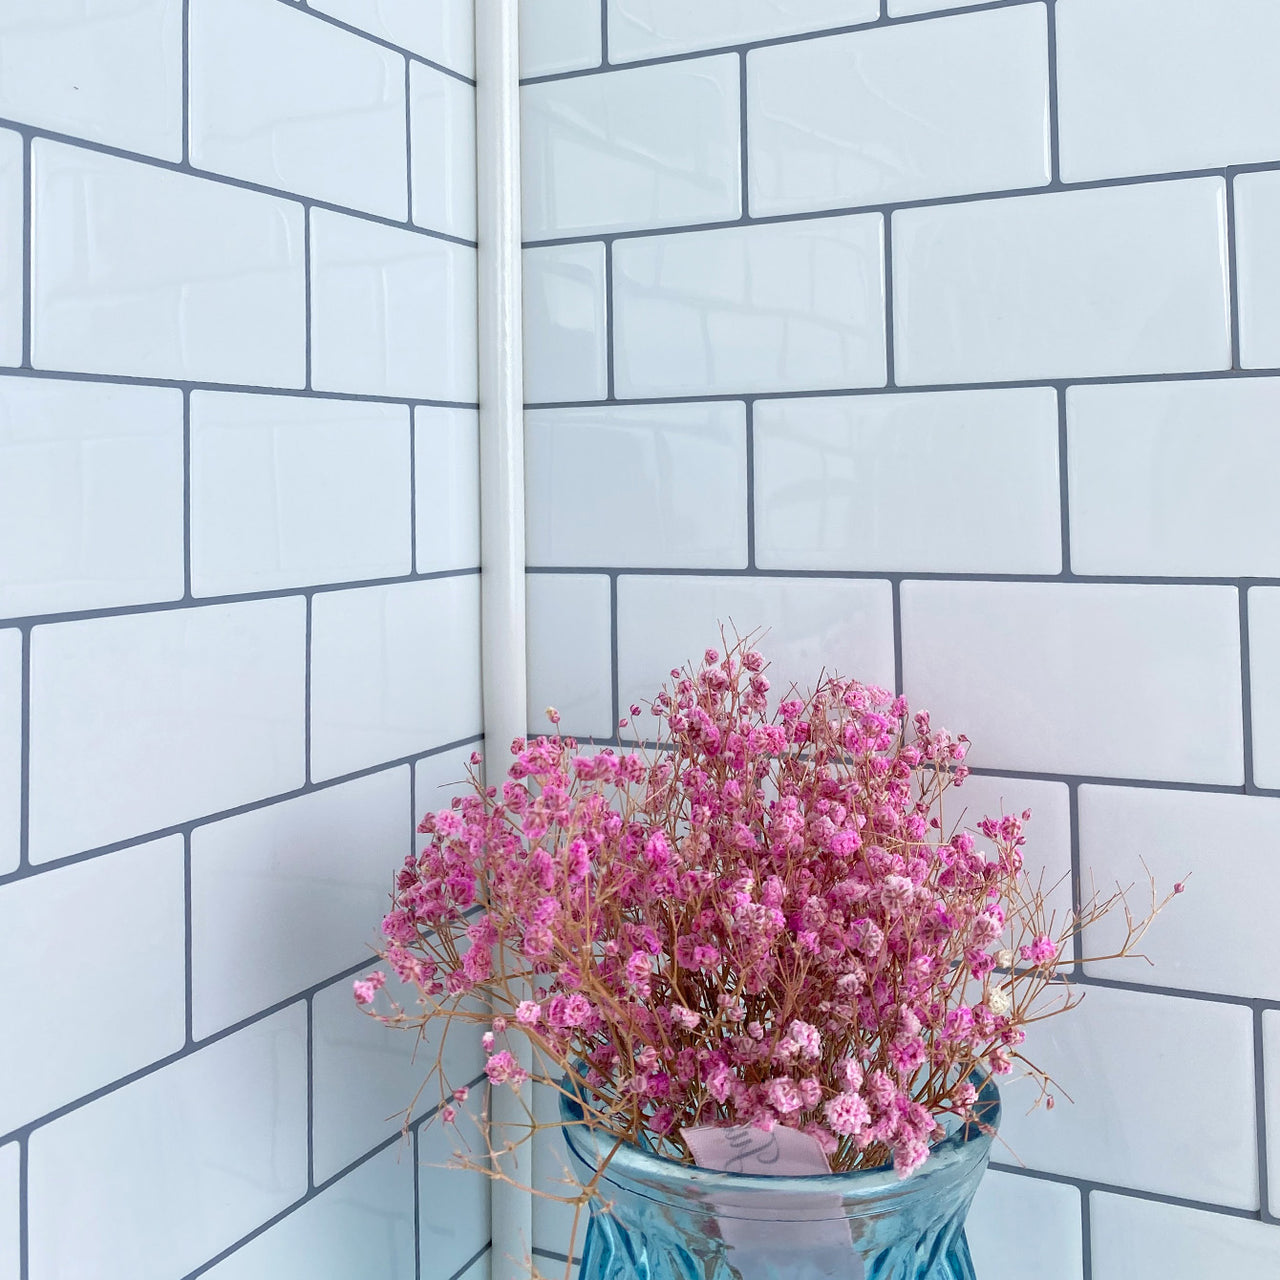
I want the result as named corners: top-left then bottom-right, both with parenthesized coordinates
top-left (681, 1125), bottom-right (865, 1280)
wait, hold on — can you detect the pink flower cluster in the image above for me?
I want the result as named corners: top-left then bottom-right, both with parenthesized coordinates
top-left (362, 639), bottom-right (1072, 1179)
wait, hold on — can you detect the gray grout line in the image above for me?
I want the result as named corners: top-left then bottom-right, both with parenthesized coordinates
top-left (603, 241), bottom-right (616, 401)
top-left (17, 1134), bottom-right (27, 1280)
top-left (520, 0), bottom-right (1041, 84)
top-left (743, 399), bottom-right (756, 571)
top-left (303, 207), bottom-right (314, 391)
top-left (181, 0), bottom-right (191, 166)
top-left (1080, 1186), bottom-right (1094, 1280)
top-left (738, 50), bottom-right (749, 219)
top-left (521, 159), bottom-right (1280, 250)
top-left (182, 390), bottom-right (193, 599)
top-left (1056, 385), bottom-right (1072, 575)
top-left (0, 564), bottom-right (479, 632)
top-left (412, 1123), bottom-right (423, 1280)
top-left (305, 995), bottom-right (316, 1192)
top-left (0, 733), bottom-right (483, 892)
top-left (304, 593), bottom-right (314, 786)
top-left (272, 0), bottom-right (476, 87)
top-left (17, 628), bottom-right (29, 872)
top-left (183, 832), bottom-right (194, 1047)
top-left (0, 360), bottom-right (479, 409)
top-left (404, 57), bottom-right (415, 227)
top-left (1226, 172), bottom-right (1244, 371)
top-left (882, 213), bottom-right (895, 387)
top-left (7, 116), bottom-right (477, 249)
top-left (409, 412), bottom-right (419, 574)
top-left (1241, 587), bottom-right (1256, 793)
top-left (446, 1241), bottom-right (494, 1280)
top-left (609, 573), bottom-right (621, 731)
top-left (890, 579), bottom-right (903, 697)
top-left (1067, 783), bottom-right (1083, 974)
top-left (1255, 1007), bottom-right (1275, 1223)
top-left (19, 133), bottom-right (30, 370)
top-left (1044, 0), bottom-right (1061, 188)
top-left (600, 0), bottom-right (610, 66)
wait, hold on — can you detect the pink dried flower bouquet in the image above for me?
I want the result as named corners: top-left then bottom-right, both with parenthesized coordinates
top-left (357, 635), bottom-right (1169, 1191)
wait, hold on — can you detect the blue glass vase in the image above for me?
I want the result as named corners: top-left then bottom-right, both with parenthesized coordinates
top-left (559, 1075), bottom-right (999, 1280)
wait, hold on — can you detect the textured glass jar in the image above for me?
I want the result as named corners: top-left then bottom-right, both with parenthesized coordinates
top-left (558, 1075), bottom-right (999, 1280)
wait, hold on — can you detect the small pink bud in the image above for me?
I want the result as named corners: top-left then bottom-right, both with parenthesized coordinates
top-left (1173, 882), bottom-right (1186, 894)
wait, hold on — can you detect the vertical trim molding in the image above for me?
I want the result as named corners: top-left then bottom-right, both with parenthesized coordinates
top-left (475, 2), bottom-right (532, 1277)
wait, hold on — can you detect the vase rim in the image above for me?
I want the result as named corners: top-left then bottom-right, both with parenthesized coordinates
top-left (558, 1070), bottom-right (1000, 1210)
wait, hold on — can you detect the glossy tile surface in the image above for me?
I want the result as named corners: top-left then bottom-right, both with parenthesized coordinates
top-left (418, 1103), bottom-right (491, 1280)
top-left (410, 63), bottom-right (475, 239)
top-left (0, 377), bottom-right (184, 616)
top-left (1080, 786), bottom-right (1280, 999)
top-left (1234, 171), bottom-right (1280, 369)
top-left (893, 179), bottom-right (1231, 385)
top-left (203, 1145), bottom-right (417, 1280)
top-left (0, 835), bottom-right (185, 1133)
top-left (0, 0), bottom-right (182, 159)
top-left (27, 599), bottom-right (307, 863)
top-left (522, 56), bottom-right (741, 239)
top-left (887, 0), bottom-right (989, 12)
top-left (0, 631), bottom-right (17, 875)
top-left (998, 986), bottom-right (1256, 1207)
top-left (526, 573), bottom-right (613, 740)
top-left (1069, 378), bottom-right (1280, 576)
top-left (309, 209), bottom-right (478, 400)
top-left (522, 242), bottom-right (609, 404)
top-left (190, 392), bottom-right (411, 596)
top-left (1248, 588), bottom-right (1280, 789)
top-left (26, 1006), bottom-right (308, 1280)
top-left (613, 215), bottom-right (886, 395)
top-left (607, 0), bottom-right (880, 62)
top-left (0, 1143), bottom-right (14, 1280)
top-left (1057, 0), bottom-right (1280, 181)
top-left (521, 0), bottom-right (602, 76)
top-left (309, 577), bottom-right (482, 781)
top-left (965, 1171), bottom-right (1083, 1280)
top-left (617, 575), bottom-right (895, 729)
top-left (901, 582), bottom-right (1243, 783)
top-left (1267, 1011), bottom-right (1280, 1216)
top-left (308, 0), bottom-right (474, 74)
top-left (189, 0), bottom-right (407, 219)
top-left (1090, 1192), bottom-right (1280, 1280)
top-left (754, 388), bottom-right (1060, 572)
top-left (414, 407), bottom-right (481, 573)
top-left (190, 768), bottom-right (409, 1038)
top-left (31, 142), bottom-right (307, 386)
top-left (748, 7), bottom-right (1050, 214)
top-left (526, 402), bottom-right (748, 567)
top-left (0, 130), bottom-right (21, 367)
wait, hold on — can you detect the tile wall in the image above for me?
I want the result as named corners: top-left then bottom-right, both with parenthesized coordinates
top-left (0, 2), bottom-right (486, 1278)
top-left (519, 1), bottom-right (1280, 1276)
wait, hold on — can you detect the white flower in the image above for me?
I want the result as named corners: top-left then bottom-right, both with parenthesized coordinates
top-left (994, 948), bottom-right (1015, 971)
top-left (987, 984), bottom-right (1012, 1016)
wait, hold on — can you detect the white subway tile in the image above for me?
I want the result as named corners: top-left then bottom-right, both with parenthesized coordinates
top-left (1091, 1192), bottom-right (1280, 1280)
top-left (418, 1102), bottom-right (491, 1280)
top-left (748, 8), bottom-right (1050, 215)
top-left (1266, 1011), bottom-right (1280, 1215)
top-left (0, 1143), bottom-right (14, 1280)
top-left (522, 243), bottom-right (608, 404)
top-left (614, 216), bottom-right (885, 396)
top-left (415, 746), bottom-right (481, 832)
top-left (458, 1251), bottom-right (491, 1280)
top-left (607, 0), bottom-right (879, 62)
top-left (312, 968), bottom-right (485, 1182)
top-left (521, 0), bottom-right (602, 77)
top-left (0, 377), bottom-right (184, 615)
top-left (0, 836), bottom-right (185, 1133)
top-left (1057, 0), bottom-right (1280, 182)
top-left (415, 407), bottom-right (480, 573)
top-left (203, 1145), bottom-right (416, 1280)
top-left (901, 583), bottom-right (1243, 784)
top-left (0, 630), bottom-right (20, 875)
top-left (190, 391), bottom-right (411, 596)
top-left (893, 180), bottom-right (1231, 385)
top-left (522, 57), bottom-right (741, 239)
top-left (754, 388), bottom-right (1060, 573)
top-left (1069, 378), bottom-right (1280, 576)
top-left (1249, 588), bottom-right (1280, 789)
top-left (309, 0), bottom-right (474, 75)
top-left (310, 577), bottom-right (482, 781)
top-left (189, 0), bottom-right (408, 219)
top-left (1234, 171), bottom-right (1280, 370)
top-left (0, 130), bottom-right (22, 367)
top-left (964, 1171), bottom-right (1082, 1280)
top-left (28, 599), bottom-right (307, 863)
top-left (410, 63), bottom-right (475, 239)
top-left (309, 209), bottom-right (477, 400)
top-left (527, 402), bottom-right (748, 568)
top-left (190, 768), bottom-right (409, 1039)
top-left (28, 1007), bottom-right (307, 1280)
top-left (0, 0), bottom-right (182, 160)
top-left (617, 575), bottom-right (895, 730)
top-left (31, 142), bottom-right (306, 386)
top-left (1079, 786), bottom-right (1280, 999)
top-left (998, 986), bottom-right (1256, 1207)
top-left (887, 0), bottom-right (990, 12)
top-left (533, 1079), bottom-right (582, 1255)
top-left (526, 574), bottom-right (613, 740)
